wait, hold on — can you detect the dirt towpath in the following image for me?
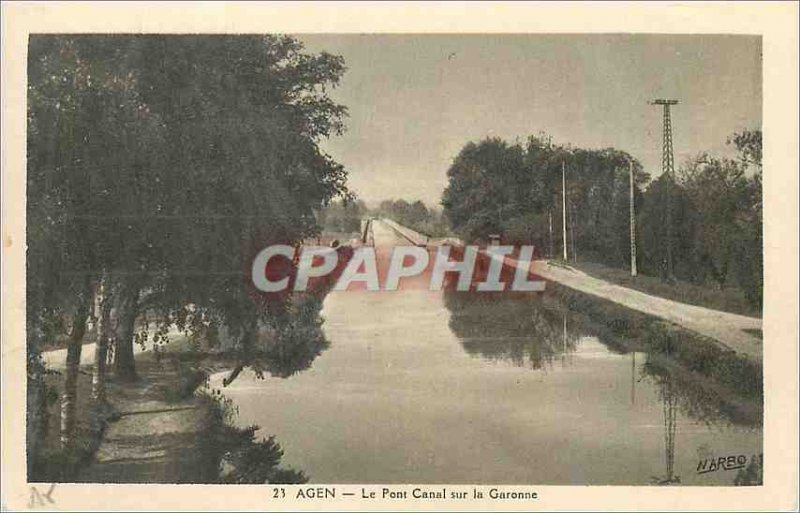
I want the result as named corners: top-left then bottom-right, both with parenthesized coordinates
top-left (530, 261), bottom-right (762, 362)
top-left (75, 355), bottom-right (215, 483)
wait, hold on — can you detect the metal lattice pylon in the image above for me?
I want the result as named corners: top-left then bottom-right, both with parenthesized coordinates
top-left (651, 99), bottom-right (679, 280)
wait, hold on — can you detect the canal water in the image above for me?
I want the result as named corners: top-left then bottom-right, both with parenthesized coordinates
top-left (210, 221), bottom-right (761, 485)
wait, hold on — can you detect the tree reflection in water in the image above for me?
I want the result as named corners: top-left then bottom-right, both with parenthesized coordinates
top-left (442, 287), bottom-right (762, 485)
top-left (643, 358), bottom-right (762, 485)
top-left (203, 250), bottom-right (353, 484)
top-left (643, 359), bottom-right (761, 428)
top-left (443, 287), bottom-right (761, 426)
top-left (219, 246), bottom-right (354, 385)
top-left (253, 293), bottom-right (331, 379)
top-left (443, 290), bottom-right (581, 370)
top-left (198, 293), bottom-right (333, 484)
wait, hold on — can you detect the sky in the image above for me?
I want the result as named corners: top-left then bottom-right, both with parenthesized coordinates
top-left (297, 34), bottom-right (762, 207)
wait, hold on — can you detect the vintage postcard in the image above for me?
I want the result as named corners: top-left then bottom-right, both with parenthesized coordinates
top-left (2, 2), bottom-right (798, 511)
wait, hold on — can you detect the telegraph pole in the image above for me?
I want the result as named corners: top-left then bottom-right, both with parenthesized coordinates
top-left (562, 160), bottom-right (568, 261)
top-left (651, 99), bottom-right (678, 281)
top-left (629, 158), bottom-right (638, 277)
top-left (569, 200), bottom-right (576, 262)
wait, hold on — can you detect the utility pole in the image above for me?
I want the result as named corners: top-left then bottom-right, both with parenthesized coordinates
top-left (562, 160), bottom-right (568, 261)
top-left (651, 99), bottom-right (678, 281)
top-left (548, 210), bottom-right (554, 259)
top-left (629, 158), bottom-right (638, 277)
top-left (569, 200), bottom-right (576, 263)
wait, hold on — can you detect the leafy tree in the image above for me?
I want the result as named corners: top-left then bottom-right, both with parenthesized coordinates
top-left (441, 135), bottom-right (646, 264)
top-left (729, 130), bottom-right (763, 307)
top-left (319, 199), bottom-right (366, 233)
top-left (729, 130), bottom-right (762, 171)
top-left (638, 175), bottom-right (697, 281)
top-left (442, 138), bottom-right (528, 242)
top-left (440, 129), bottom-right (762, 308)
top-left (26, 35), bottom-right (352, 458)
top-left (27, 35), bottom-right (167, 446)
top-left (676, 154), bottom-right (751, 288)
top-left (376, 198), bottom-right (450, 237)
top-left (111, 35), bottom-right (350, 380)
top-left (640, 130), bottom-right (762, 305)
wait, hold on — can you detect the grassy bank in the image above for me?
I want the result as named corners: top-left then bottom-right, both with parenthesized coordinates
top-left (567, 260), bottom-right (761, 319)
top-left (546, 279), bottom-right (763, 404)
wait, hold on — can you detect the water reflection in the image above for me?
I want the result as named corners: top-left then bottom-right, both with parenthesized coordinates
top-left (215, 224), bottom-right (761, 484)
top-left (253, 294), bottom-right (331, 379)
top-left (208, 289), bottom-right (333, 482)
top-left (443, 288), bottom-right (761, 429)
top-left (641, 358), bottom-right (762, 429)
top-left (655, 374), bottom-right (680, 484)
top-left (199, 392), bottom-right (309, 484)
top-left (443, 291), bottom-right (581, 370)
top-left (219, 245), bottom-right (356, 385)
top-left (441, 287), bottom-right (761, 485)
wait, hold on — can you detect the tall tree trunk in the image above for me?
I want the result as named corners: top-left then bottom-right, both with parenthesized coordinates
top-left (114, 284), bottom-right (140, 382)
top-left (60, 297), bottom-right (90, 448)
top-left (27, 357), bottom-right (47, 477)
top-left (27, 318), bottom-right (48, 477)
top-left (92, 277), bottom-right (112, 406)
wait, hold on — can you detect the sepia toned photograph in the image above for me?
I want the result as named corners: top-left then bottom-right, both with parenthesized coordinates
top-left (2, 2), bottom-right (798, 512)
